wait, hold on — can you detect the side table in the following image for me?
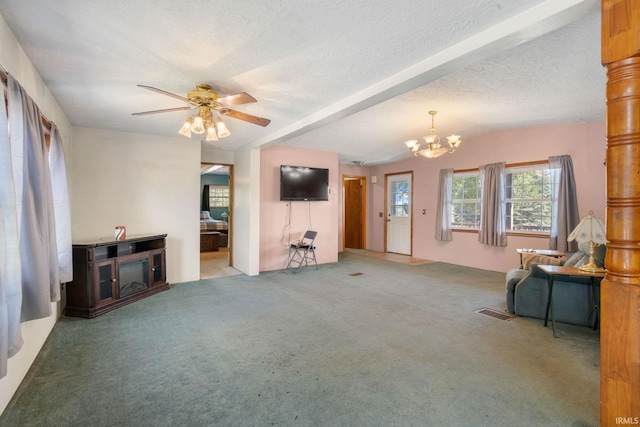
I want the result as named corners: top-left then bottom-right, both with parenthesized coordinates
top-left (537, 264), bottom-right (605, 338)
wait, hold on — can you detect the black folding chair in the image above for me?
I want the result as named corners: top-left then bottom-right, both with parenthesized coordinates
top-left (286, 231), bottom-right (318, 273)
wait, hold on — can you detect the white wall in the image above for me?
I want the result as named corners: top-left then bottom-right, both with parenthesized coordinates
top-left (201, 141), bottom-right (234, 164)
top-left (232, 146), bottom-right (261, 275)
top-left (0, 14), bottom-right (74, 415)
top-left (72, 127), bottom-right (201, 284)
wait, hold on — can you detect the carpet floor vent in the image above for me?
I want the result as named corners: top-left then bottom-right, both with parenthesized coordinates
top-left (474, 307), bottom-right (515, 321)
top-left (348, 272), bottom-right (364, 276)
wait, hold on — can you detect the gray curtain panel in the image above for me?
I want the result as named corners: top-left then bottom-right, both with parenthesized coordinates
top-left (8, 75), bottom-right (60, 323)
top-left (478, 162), bottom-right (507, 247)
top-left (0, 75), bottom-right (22, 378)
top-left (549, 155), bottom-right (580, 252)
top-left (49, 124), bottom-right (73, 284)
top-left (435, 169), bottom-right (453, 241)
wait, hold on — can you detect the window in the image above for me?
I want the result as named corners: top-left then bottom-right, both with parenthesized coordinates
top-left (450, 162), bottom-right (552, 234)
top-left (451, 172), bottom-right (481, 229)
top-left (208, 186), bottom-right (229, 208)
top-left (505, 165), bottom-right (552, 233)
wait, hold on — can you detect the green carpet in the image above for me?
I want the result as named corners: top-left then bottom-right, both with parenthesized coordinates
top-left (0, 251), bottom-right (599, 426)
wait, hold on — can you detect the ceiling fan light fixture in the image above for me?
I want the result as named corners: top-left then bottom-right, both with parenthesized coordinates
top-left (191, 115), bottom-right (205, 134)
top-left (178, 117), bottom-right (193, 138)
top-left (215, 116), bottom-right (231, 138)
top-left (134, 84), bottom-right (270, 140)
top-left (205, 123), bottom-right (219, 142)
top-left (405, 110), bottom-right (461, 159)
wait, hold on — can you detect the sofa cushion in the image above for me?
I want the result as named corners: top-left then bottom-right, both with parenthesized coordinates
top-left (563, 251), bottom-right (589, 268)
top-left (521, 253), bottom-right (563, 270)
top-left (564, 244), bottom-right (606, 268)
top-left (505, 269), bottom-right (529, 314)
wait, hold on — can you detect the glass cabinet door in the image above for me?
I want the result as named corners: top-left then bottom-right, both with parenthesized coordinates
top-left (95, 260), bottom-right (116, 306)
top-left (150, 249), bottom-right (166, 287)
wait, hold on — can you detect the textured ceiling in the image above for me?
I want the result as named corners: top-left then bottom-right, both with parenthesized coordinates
top-left (0, 0), bottom-right (603, 165)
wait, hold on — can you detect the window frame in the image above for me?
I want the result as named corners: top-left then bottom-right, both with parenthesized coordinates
top-left (450, 160), bottom-right (552, 238)
top-left (504, 163), bottom-right (552, 236)
top-left (451, 170), bottom-right (481, 230)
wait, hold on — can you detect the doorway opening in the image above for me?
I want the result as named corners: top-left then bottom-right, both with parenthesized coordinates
top-left (200, 163), bottom-right (239, 279)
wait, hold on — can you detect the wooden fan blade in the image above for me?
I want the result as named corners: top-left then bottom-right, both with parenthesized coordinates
top-left (132, 106), bottom-right (194, 116)
top-left (220, 109), bottom-right (271, 127)
top-left (216, 92), bottom-right (257, 106)
top-left (137, 85), bottom-right (193, 104)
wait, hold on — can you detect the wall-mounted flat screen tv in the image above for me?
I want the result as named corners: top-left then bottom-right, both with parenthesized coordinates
top-left (280, 165), bottom-right (329, 201)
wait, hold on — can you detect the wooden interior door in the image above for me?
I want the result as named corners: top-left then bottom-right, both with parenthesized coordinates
top-left (344, 176), bottom-right (365, 249)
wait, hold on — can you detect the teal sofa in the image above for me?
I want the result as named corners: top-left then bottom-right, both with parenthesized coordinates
top-left (505, 245), bottom-right (606, 326)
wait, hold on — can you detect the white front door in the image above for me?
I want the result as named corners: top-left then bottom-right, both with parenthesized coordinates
top-left (386, 173), bottom-right (412, 255)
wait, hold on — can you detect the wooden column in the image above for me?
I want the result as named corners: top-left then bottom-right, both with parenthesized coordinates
top-left (601, 1), bottom-right (640, 425)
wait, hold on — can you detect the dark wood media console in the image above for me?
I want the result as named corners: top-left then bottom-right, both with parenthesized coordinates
top-left (66, 234), bottom-right (169, 318)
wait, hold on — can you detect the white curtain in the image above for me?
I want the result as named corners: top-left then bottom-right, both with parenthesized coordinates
top-left (9, 74), bottom-right (60, 322)
top-left (549, 155), bottom-right (579, 252)
top-left (1, 75), bottom-right (23, 377)
top-left (478, 162), bottom-right (508, 247)
top-left (49, 124), bottom-right (73, 284)
top-left (435, 169), bottom-right (453, 241)
top-left (0, 74), bottom-right (69, 379)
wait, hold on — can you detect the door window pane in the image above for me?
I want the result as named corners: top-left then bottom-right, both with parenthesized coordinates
top-left (390, 181), bottom-right (409, 217)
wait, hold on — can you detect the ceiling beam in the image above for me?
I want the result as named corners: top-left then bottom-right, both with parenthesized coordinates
top-left (250, 0), bottom-right (599, 150)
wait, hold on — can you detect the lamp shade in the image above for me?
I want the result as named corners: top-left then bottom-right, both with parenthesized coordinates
top-left (568, 212), bottom-right (607, 244)
top-left (178, 117), bottom-right (193, 137)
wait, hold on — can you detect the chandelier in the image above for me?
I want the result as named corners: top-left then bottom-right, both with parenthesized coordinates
top-left (178, 106), bottom-right (231, 141)
top-left (404, 110), bottom-right (461, 158)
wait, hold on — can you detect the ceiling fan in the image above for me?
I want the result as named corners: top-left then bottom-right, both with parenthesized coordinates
top-left (132, 84), bottom-right (270, 140)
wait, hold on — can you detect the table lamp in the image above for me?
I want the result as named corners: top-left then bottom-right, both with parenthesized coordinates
top-left (567, 211), bottom-right (606, 273)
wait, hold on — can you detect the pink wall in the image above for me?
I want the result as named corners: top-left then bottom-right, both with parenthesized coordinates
top-left (260, 145), bottom-right (340, 272)
top-left (366, 122), bottom-right (607, 273)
